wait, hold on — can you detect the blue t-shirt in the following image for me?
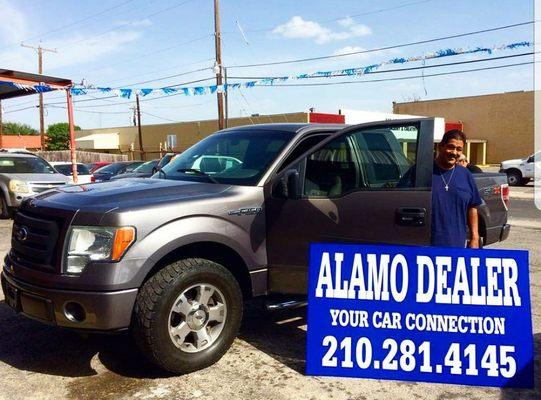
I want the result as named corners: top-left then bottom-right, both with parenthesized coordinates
top-left (431, 163), bottom-right (482, 247)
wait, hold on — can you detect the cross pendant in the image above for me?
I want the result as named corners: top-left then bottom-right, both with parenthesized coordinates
top-left (445, 185), bottom-right (449, 191)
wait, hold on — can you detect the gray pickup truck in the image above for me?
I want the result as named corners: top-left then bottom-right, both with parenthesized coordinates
top-left (1, 119), bottom-right (510, 374)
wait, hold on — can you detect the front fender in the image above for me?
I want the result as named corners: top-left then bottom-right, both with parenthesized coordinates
top-left (125, 215), bottom-right (266, 287)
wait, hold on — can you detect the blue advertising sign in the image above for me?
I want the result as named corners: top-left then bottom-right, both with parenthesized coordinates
top-left (306, 244), bottom-right (533, 388)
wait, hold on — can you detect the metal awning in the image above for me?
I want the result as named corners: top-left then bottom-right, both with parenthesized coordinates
top-left (0, 69), bottom-right (72, 100)
top-left (0, 68), bottom-right (79, 181)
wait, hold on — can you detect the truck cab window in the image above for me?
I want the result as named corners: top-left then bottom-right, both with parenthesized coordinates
top-left (304, 135), bottom-right (359, 198)
top-left (353, 125), bottom-right (418, 189)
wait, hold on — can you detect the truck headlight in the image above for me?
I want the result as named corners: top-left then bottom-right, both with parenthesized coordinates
top-left (65, 226), bottom-right (136, 273)
top-left (9, 180), bottom-right (29, 193)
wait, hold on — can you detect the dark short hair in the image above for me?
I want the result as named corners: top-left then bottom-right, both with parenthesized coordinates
top-left (440, 129), bottom-right (467, 145)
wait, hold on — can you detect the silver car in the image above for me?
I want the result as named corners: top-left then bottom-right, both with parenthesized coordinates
top-left (0, 152), bottom-right (69, 218)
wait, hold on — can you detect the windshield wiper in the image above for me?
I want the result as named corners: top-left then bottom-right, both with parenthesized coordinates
top-left (159, 168), bottom-right (167, 179)
top-left (177, 168), bottom-right (219, 184)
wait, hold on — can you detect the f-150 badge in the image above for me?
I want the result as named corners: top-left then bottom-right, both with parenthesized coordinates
top-left (228, 207), bottom-right (262, 216)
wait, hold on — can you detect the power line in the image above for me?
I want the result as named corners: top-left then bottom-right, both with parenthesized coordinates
top-left (227, 21), bottom-right (534, 68)
top-left (140, 111), bottom-right (179, 123)
top-left (120, 66), bottom-right (213, 88)
top-left (258, 61), bottom-right (533, 87)
top-left (57, 0), bottom-right (197, 51)
top-left (46, 105), bottom-right (130, 115)
top-left (0, 0), bottom-right (136, 52)
top-left (229, 52), bottom-right (534, 80)
top-left (82, 34), bottom-right (213, 74)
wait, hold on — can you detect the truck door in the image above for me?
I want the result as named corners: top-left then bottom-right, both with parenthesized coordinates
top-left (264, 119), bottom-right (435, 294)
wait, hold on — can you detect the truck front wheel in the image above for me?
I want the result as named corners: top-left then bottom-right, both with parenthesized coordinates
top-left (132, 258), bottom-right (243, 374)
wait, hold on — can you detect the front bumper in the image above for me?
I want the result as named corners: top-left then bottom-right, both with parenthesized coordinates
top-left (1, 270), bottom-right (138, 331)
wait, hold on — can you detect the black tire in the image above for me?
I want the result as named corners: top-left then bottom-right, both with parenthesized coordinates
top-left (506, 170), bottom-right (522, 186)
top-left (132, 258), bottom-right (243, 374)
top-left (0, 195), bottom-right (12, 219)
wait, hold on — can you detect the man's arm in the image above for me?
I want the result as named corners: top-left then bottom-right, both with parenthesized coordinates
top-left (468, 207), bottom-right (480, 248)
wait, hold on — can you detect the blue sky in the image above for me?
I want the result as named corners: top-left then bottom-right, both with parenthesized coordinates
top-left (0, 0), bottom-right (534, 130)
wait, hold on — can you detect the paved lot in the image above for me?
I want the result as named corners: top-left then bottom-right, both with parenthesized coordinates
top-left (0, 190), bottom-right (539, 400)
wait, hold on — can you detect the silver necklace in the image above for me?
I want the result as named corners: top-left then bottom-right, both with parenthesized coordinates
top-left (440, 167), bottom-right (456, 191)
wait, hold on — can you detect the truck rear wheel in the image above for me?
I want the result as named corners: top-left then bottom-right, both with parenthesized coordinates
top-left (506, 170), bottom-right (522, 186)
top-left (132, 258), bottom-right (243, 374)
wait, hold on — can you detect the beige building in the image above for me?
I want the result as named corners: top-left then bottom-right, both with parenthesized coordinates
top-left (76, 112), bottom-right (314, 160)
top-left (393, 91), bottom-right (534, 164)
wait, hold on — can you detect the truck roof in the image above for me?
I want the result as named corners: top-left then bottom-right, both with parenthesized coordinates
top-left (219, 123), bottom-right (347, 135)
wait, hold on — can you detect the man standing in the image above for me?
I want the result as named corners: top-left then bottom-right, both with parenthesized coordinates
top-left (432, 130), bottom-right (482, 248)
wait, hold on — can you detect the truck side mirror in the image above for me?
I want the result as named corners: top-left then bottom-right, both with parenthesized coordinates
top-left (282, 169), bottom-right (300, 199)
top-left (527, 156), bottom-right (534, 163)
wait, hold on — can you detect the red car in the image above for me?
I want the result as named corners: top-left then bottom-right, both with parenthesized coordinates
top-left (85, 162), bottom-right (111, 174)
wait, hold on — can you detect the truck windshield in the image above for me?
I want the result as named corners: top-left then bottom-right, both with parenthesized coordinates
top-left (160, 130), bottom-right (293, 185)
top-left (0, 157), bottom-right (56, 174)
top-left (54, 164), bottom-right (90, 176)
top-left (133, 160), bottom-right (158, 173)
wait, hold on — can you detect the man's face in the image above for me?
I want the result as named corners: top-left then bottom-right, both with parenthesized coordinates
top-left (437, 138), bottom-right (464, 168)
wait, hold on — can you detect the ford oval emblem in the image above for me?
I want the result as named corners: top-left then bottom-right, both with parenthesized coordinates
top-left (15, 226), bottom-right (29, 242)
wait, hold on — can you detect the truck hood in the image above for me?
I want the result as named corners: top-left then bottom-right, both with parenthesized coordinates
top-left (501, 158), bottom-right (525, 167)
top-left (33, 177), bottom-right (231, 211)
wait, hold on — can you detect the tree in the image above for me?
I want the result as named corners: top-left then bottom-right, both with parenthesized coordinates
top-left (45, 122), bottom-right (81, 150)
top-left (2, 121), bottom-right (38, 135)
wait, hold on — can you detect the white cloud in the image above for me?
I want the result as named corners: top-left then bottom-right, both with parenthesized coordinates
top-left (0, 0), bottom-right (28, 45)
top-left (337, 17), bottom-right (354, 27)
top-left (273, 16), bottom-right (371, 45)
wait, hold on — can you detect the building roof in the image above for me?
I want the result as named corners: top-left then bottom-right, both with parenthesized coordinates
top-left (0, 69), bottom-right (72, 100)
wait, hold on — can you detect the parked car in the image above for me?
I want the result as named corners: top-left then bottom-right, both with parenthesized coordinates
top-left (85, 161), bottom-right (111, 174)
top-left (0, 152), bottom-right (68, 218)
top-left (153, 152), bottom-right (179, 174)
top-left (110, 159), bottom-right (159, 181)
top-left (499, 150), bottom-right (540, 186)
top-left (51, 162), bottom-right (93, 184)
top-left (1, 120), bottom-right (510, 374)
top-left (92, 161), bottom-right (144, 182)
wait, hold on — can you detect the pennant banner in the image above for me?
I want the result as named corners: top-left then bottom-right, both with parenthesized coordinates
top-left (0, 41), bottom-right (532, 99)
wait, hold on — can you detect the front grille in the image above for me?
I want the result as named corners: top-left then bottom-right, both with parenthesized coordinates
top-left (11, 211), bottom-right (60, 272)
top-left (30, 182), bottom-right (66, 194)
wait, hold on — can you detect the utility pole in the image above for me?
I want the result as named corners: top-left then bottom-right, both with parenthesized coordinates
top-left (0, 100), bottom-right (3, 148)
top-left (213, 0), bottom-right (225, 130)
top-left (135, 94), bottom-right (144, 161)
top-left (224, 67), bottom-right (228, 128)
top-left (21, 42), bottom-right (57, 149)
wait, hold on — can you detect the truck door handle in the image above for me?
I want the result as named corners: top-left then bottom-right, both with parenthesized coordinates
top-left (395, 207), bottom-right (426, 227)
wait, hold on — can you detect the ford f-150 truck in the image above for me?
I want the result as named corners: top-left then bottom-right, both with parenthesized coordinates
top-left (1, 119), bottom-right (510, 374)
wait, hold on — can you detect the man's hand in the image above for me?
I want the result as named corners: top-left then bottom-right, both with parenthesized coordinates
top-left (468, 236), bottom-right (480, 248)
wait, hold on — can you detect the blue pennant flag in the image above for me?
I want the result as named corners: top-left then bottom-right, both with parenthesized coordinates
top-left (70, 88), bottom-right (87, 96)
top-left (162, 87), bottom-right (177, 95)
top-left (119, 89), bottom-right (132, 98)
top-left (139, 89), bottom-right (153, 96)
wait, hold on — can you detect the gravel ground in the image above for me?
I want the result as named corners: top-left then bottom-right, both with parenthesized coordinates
top-left (0, 199), bottom-right (538, 400)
